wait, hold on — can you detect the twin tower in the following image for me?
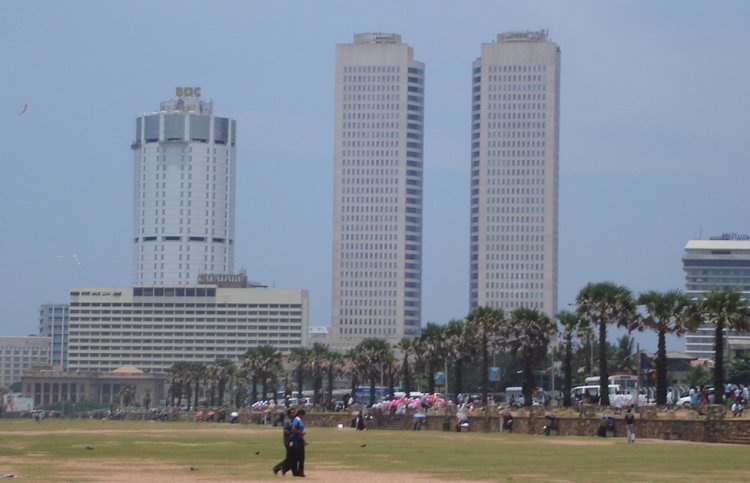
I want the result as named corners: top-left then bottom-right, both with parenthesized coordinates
top-left (132, 32), bottom-right (560, 349)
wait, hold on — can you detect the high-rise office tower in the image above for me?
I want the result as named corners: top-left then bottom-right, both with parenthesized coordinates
top-left (470, 31), bottom-right (560, 319)
top-left (39, 304), bottom-right (69, 369)
top-left (331, 33), bottom-right (425, 347)
top-left (131, 90), bottom-right (236, 285)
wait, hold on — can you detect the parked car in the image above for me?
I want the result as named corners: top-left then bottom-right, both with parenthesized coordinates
top-left (677, 387), bottom-right (714, 407)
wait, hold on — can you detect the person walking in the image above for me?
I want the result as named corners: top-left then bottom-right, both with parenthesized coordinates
top-left (272, 408), bottom-right (296, 475)
top-left (289, 409), bottom-right (307, 477)
top-left (624, 407), bottom-right (635, 443)
top-left (698, 385), bottom-right (709, 415)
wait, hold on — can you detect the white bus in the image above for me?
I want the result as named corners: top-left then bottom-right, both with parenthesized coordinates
top-left (585, 374), bottom-right (638, 398)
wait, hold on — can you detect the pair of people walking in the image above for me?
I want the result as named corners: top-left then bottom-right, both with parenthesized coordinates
top-left (272, 408), bottom-right (307, 477)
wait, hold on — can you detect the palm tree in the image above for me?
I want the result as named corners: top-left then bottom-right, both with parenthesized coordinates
top-left (445, 319), bottom-right (472, 397)
top-left (212, 359), bottom-right (236, 407)
top-left (323, 348), bottom-right (344, 405)
top-left (242, 345), bottom-right (282, 403)
top-left (465, 306), bottom-right (505, 406)
top-left (168, 361), bottom-right (192, 407)
top-left (505, 308), bottom-right (557, 407)
top-left (189, 362), bottom-right (207, 409)
top-left (288, 347), bottom-right (311, 400)
top-left (613, 334), bottom-right (637, 373)
top-left (352, 338), bottom-right (392, 405)
top-left (575, 282), bottom-right (637, 406)
top-left (309, 343), bottom-right (329, 406)
top-left (688, 289), bottom-right (750, 405)
top-left (414, 323), bottom-right (447, 394)
top-left (345, 347), bottom-right (361, 403)
top-left (558, 311), bottom-right (590, 407)
top-left (395, 337), bottom-right (415, 397)
top-left (637, 290), bottom-right (693, 405)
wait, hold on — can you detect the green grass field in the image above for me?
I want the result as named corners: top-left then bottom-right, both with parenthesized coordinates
top-left (0, 419), bottom-right (748, 481)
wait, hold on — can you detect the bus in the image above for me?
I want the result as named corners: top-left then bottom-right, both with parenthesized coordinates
top-left (585, 374), bottom-right (638, 398)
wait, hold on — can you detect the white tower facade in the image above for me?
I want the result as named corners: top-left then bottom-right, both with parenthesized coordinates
top-left (470, 32), bottom-right (560, 319)
top-left (331, 33), bottom-right (425, 348)
top-left (132, 92), bottom-right (236, 285)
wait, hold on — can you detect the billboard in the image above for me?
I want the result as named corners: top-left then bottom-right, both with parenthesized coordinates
top-left (3, 394), bottom-right (34, 412)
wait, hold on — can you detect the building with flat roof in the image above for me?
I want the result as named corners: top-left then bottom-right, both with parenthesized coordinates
top-left (131, 90), bottom-right (237, 285)
top-left (469, 31), bottom-right (560, 320)
top-left (331, 33), bottom-right (425, 348)
top-left (39, 304), bottom-right (68, 369)
top-left (0, 336), bottom-right (51, 389)
top-left (66, 282), bottom-right (309, 372)
top-left (22, 365), bottom-right (167, 407)
top-left (683, 235), bottom-right (750, 361)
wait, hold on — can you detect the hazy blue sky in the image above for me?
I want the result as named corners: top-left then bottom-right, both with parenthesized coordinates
top-left (2, 1), bottom-right (748, 353)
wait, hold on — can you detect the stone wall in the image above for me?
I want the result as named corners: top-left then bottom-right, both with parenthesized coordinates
top-left (294, 405), bottom-right (750, 443)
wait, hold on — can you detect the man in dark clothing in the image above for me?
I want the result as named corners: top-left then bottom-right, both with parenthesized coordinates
top-left (272, 408), bottom-right (297, 474)
top-left (289, 409), bottom-right (307, 477)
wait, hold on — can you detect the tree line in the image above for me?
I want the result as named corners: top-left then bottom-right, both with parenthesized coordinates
top-left (165, 283), bottom-right (750, 410)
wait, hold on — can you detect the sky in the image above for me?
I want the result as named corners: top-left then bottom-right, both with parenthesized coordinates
top-left (1, 0), bottom-right (749, 353)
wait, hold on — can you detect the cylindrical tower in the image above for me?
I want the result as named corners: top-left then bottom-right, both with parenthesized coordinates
top-left (131, 90), bottom-right (236, 285)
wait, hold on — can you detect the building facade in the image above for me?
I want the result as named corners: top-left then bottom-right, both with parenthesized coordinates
top-left (39, 304), bottom-right (69, 369)
top-left (683, 236), bottom-right (750, 361)
top-left (0, 336), bottom-right (51, 389)
top-left (66, 284), bottom-right (309, 372)
top-left (131, 90), bottom-right (237, 285)
top-left (469, 31), bottom-right (560, 319)
top-left (331, 33), bottom-right (425, 347)
top-left (22, 365), bottom-right (167, 407)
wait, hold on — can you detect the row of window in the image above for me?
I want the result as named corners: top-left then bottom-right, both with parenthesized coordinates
top-left (483, 235), bottom-right (547, 243)
top-left (343, 84), bottom-right (401, 92)
top-left (485, 252), bottom-right (545, 261)
top-left (340, 233), bottom-right (399, 242)
top-left (343, 65), bottom-right (402, 73)
top-left (486, 140), bottom-right (547, 149)
top-left (486, 65), bottom-right (548, 73)
top-left (339, 327), bottom-right (399, 336)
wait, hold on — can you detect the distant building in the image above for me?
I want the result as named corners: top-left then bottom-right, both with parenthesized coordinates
top-left (331, 33), bottom-right (425, 348)
top-left (664, 351), bottom-right (698, 387)
top-left (22, 365), bottom-right (167, 407)
top-left (131, 90), bottom-right (237, 285)
top-left (308, 326), bottom-right (329, 344)
top-left (0, 336), bottom-right (50, 389)
top-left (469, 31), bottom-right (561, 320)
top-left (39, 304), bottom-right (68, 369)
top-left (683, 235), bottom-right (750, 361)
top-left (66, 282), bottom-right (309, 373)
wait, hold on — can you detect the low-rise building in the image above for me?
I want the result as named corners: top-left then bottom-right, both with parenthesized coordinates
top-left (22, 365), bottom-right (166, 407)
top-left (0, 336), bottom-right (51, 389)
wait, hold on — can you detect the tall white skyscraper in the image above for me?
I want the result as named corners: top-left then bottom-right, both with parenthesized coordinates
top-left (131, 90), bottom-right (236, 285)
top-left (331, 33), bottom-right (425, 347)
top-left (470, 31), bottom-right (560, 319)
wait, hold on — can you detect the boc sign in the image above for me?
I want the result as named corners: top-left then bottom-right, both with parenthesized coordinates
top-left (176, 87), bottom-right (201, 97)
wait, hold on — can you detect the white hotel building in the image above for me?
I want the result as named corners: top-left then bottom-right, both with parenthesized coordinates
top-left (66, 283), bottom-right (309, 373)
top-left (131, 93), bottom-right (236, 285)
top-left (331, 33), bottom-right (425, 348)
top-left (470, 31), bottom-right (560, 320)
top-left (683, 236), bottom-right (750, 361)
